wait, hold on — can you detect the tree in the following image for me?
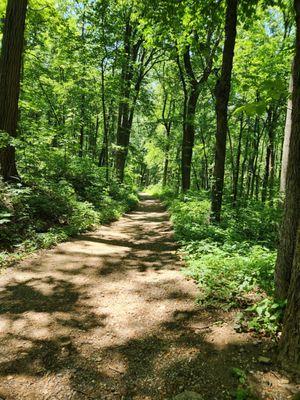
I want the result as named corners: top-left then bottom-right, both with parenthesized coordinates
top-left (211, 0), bottom-right (238, 222)
top-left (280, 226), bottom-right (300, 371)
top-left (178, 45), bottom-right (214, 192)
top-left (275, 0), bottom-right (300, 301)
top-left (0, 0), bottom-right (28, 181)
top-left (261, 104), bottom-right (280, 202)
top-left (160, 78), bottom-right (175, 187)
top-left (280, 66), bottom-right (293, 193)
top-left (230, 3), bottom-right (291, 205)
top-left (232, 112), bottom-right (244, 207)
top-left (115, 6), bottom-right (161, 182)
top-left (176, 1), bottom-right (222, 193)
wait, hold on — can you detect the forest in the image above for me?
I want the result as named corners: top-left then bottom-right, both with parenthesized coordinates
top-left (0, 0), bottom-right (299, 399)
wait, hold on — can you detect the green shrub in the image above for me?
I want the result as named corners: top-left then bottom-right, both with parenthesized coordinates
top-left (27, 180), bottom-right (76, 225)
top-left (235, 298), bottom-right (286, 335)
top-left (0, 182), bottom-right (32, 248)
top-left (0, 157), bottom-right (138, 269)
top-left (154, 189), bottom-right (281, 334)
top-left (184, 243), bottom-right (276, 308)
top-left (67, 201), bottom-right (99, 233)
top-left (170, 198), bottom-right (211, 240)
top-left (158, 190), bottom-right (281, 249)
top-left (224, 200), bottom-right (281, 248)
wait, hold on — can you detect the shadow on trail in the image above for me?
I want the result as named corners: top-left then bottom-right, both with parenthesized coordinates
top-left (0, 295), bottom-right (267, 400)
top-left (0, 195), bottom-right (281, 399)
top-left (0, 277), bottom-right (80, 314)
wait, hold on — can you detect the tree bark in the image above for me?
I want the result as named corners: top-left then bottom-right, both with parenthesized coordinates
top-left (0, 0), bottom-right (28, 181)
top-left (78, 93), bottom-right (85, 158)
top-left (162, 96), bottom-right (173, 188)
top-left (246, 117), bottom-right (260, 200)
top-left (262, 108), bottom-right (276, 202)
top-left (239, 120), bottom-right (250, 199)
top-left (177, 47), bottom-right (201, 193)
top-left (280, 66), bottom-right (293, 193)
top-left (115, 20), bottom-right (133, 182)
top-left (98, 57), bottom-right (110, 182)
top-left (275, 0), bottom-right (300, 301)
top-left (200, 128), bottom-right (209, 190)
top-left (181, 88), bottom-right (200, 192)
top-left (211, 0), bottom-right (238, 222)
top-left (78, 13), bottom-right (86, 158)
top-left (163, 152), bottom-right (169, 187)
top-left (250, 139), bottom-right (260, 199)
top-left (279, 225), bottom-right (300, 371)
top-left (232, 113), bottom-right (243, 207)
top-left (115, 20), bottom-right (148, 183)
top-left (177, 37), bottom-right (216, 193)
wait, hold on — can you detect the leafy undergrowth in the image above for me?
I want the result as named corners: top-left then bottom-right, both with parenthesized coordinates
top-left (0, 157), bottom-right (138, 269)
top-left (149, 186), bottom-right (284, 336)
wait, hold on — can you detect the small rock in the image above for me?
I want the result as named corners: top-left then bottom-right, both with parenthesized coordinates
top-left (281, 378), bottom-right (290, 384)
top-left (61, 347), bottom-right (70, 357)
top-left (175, 312), bottom-right (189, 321)
top-left (253, 340), bottom-right (261, 345)
top-left (258, 356), bottom-right (271, 364)
top-left (173, 391), bottom-right (204, 400)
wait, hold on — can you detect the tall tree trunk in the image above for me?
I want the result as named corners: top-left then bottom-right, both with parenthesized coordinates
top-left (275, 0), bottom-right (300, 301)
top-left (115, 113), bottom-right (130, 182)
top-left (253, 117), bottom-right (263, 199)
top-left (240, 122), bottom-right (250, 199)
top-left (211, 0), bottom-right (238, 222)
top-left (177, 31), bottom-right (216, 192)
top-left (232, 113), bottom-right (243, 207)
top-left (181, 89), bottom-right (199, 192)
top-left (78, 13), bottom-right (86, 158)
top-left (162, 94), bottom-right (173, 188)
top-left (279, 225), bottom-right (300, 371)
top-left (191, 162), bottom-right (200, 190)
top-left (246, 143), bottom-right (255, 199)
top-left (99, 57), bottom-right (109, 182)
top-left (268, 141), bottom-right (276, 202)
top-left (78, 93), bottom-right (85, 158)
top-left (115, 36), bottom-right (132, 182)
top-left (280, 65), bottom-right (293, 193)
top-left (115, 20), bottom-right (143, 182)
top-left (262, 144), bottom-right (271, 202)
top-left (0, 0), bottom-right (28, 181)
top-left (162, 125), bottom-right (171, 187)
top-left (262, 108), bottom-right (277, 202)
top-left (163, 153), bottom-right (169, 187)
top-left (227, 127), bottom-right (236, 196)
top-left (177, 49), bottom-right (202, 193)
top-left (92, 114), bottom-right (99, 160)
top-left (199, 128), bottom-right (209, 190)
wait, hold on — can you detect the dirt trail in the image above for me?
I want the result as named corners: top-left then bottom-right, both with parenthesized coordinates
top-left (0, 195), bottom-right (295, 400)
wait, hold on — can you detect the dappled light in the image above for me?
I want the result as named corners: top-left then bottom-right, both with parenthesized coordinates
top-left (0, 0), bottom-right (299, 397)
top-left (0, 196), bottom-right (296, 399)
